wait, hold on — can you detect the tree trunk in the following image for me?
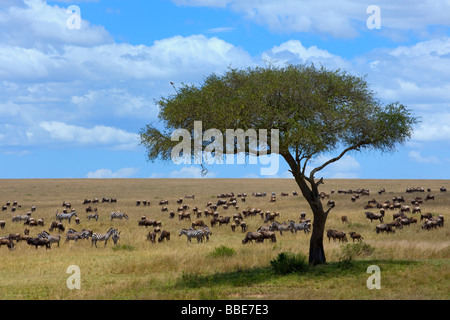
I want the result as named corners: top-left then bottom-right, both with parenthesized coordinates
top-left (282, 153), bottom-right (329, 265)
top-left (309, 207), bottom-right (327, 265)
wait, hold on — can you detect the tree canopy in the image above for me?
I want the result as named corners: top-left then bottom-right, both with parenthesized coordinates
top-left (140, 64), bottom-right (417, 264)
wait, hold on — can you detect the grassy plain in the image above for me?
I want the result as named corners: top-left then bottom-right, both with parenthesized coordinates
top-left (0, 178), bottom-right (448, 299)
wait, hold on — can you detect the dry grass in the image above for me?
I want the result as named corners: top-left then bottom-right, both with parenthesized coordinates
top-left (0, 178), bottom-right (448, 299)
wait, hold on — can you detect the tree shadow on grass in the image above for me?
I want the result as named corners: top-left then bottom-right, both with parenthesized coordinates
top-left (175, 259), bottom-right (422, 289)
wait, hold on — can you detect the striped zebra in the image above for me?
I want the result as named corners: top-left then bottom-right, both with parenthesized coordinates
top-left (37, 231), bottom-right (61, 247)
top-left (110, 211), bottom-right (129, 221)
top-left (288, 220), bottom-right (310, 234)
top-left (56, 210), bottom-right (77, 224)
top-left (87, 212), bottom-right (99, 221)
top-left (179, 228), bottom-right (203, 243)
top-left (91, 228), bottom-right (118, 247)
top-left (111, 230), bottom-right (120, 245)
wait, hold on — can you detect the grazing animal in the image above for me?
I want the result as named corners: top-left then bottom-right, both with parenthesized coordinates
top-left (111, 230), bottom-right (120, 245)
top-left (158, 230), bottom-right (170, 242)
top-left (0, 237), bottom-right (14, 250)
top-left (270, 221), bottom-right (292, 235)
top-left (348, 232), bottom-right (364, 242)
top-left (420, 212), bottom-right (433, 221)
top-left (191, 220), bottom-right (206, 228)
top-left (341, 215), bottom-right (348, 223)
top-left (27, 237), bottom-right (51, 249)
top-left (110, 211), bottom-right (129, 221)
top-left (49, 221), bottom-right (65, 232)
top-left (0, 221), bottom-right (5, 229)
top-left (87, 211), bottom-right (99, 221)
top-left (38, 231), bottom-right (61, 247)
top-left (65, 231), bottom-right (89, 243)
top-left (364, 211), bottom-right (384, 223)
top-left (260, 231), bottom-right (277, 242)
top-left (242, 232), bottom-right (264, 244)
top-left (91, 228), bottom-right (117, 247)
top-left (375, 224), bottom-right (395, 234)
top-left (56, 211), bottom-right (78, 224)
top-left (179, 228), bottom-right (203, 243)
top-left (178, 211), bottom-right (191, 221)
top-left (146, 231), bottom-right (157, 243)
top-left (326, 229), bottom-right (348, 242)
top-left (288, 220), bottom-right (310, 234)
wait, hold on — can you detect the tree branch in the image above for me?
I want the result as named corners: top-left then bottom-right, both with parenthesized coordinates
top-left (309, 142), bottom-right (365, 180)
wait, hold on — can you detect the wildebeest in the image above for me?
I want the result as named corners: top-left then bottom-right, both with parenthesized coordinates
top-left (27, 237), bottom-right (51, 249)
top-left (0, 237), bottom-right (14, 250)
top-left (138, 219), bottom-right (161, 228)
top-left (191, 220), bottom-right (206, 228)
top-left (49, 221), bottom-right (65, 232)
top-left (0, 221), bottom-right (5, 229)
top-left (242, 232), bottom-right (264, 244)
top-left (375, 224), bottom-right (395, 234)
top-left (178, 211), bottom-right (191, 221)
top-left (348, 232), bottom-right (364, 242)
top-left (146, 231), bottom-right (157, 243)
top-left (364, 211), bottom-right (384, 223)
top-left (158, 230), bottom-right (170, 242)
top-left (326, 229), bottom-right (347, 242)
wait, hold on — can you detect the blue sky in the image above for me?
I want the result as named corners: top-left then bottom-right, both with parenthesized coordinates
top-left (0, 0), bottom-right (449, 179)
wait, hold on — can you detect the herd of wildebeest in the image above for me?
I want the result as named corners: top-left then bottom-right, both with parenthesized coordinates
top-left (0, 185), bottom-right (447, 251)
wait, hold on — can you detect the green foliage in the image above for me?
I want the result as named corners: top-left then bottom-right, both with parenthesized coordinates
top-left (339, 243), bottom-right (376, 262)
top-left (140, 64), bottom-right (417, 165)
top-left (270, 252), bottom-right (308, 275)
top-left (112, 244), bottom-right (135, 251)
top-left (209, 245), bottom-right (236, 258)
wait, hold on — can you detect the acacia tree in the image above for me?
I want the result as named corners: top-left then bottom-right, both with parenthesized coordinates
top-left (140, 64), bottom-right (417, 265)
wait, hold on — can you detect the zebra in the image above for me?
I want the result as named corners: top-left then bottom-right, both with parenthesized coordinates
top-left (198, 227), bottom-right (212, 242)
top-left (56, 210), bottom-right (77, 224)
top-left (270, 221), bottom-right (293, 235)
top-left (110, 211), bottom-right (129, 221)
top-left (37, 230), bottom-right (61, 247)
top-left (65, 229), bottom-right (91, 242)
top-left (91, 227), bottom-right (117, 247)
top-left (111, 230), bottom-right (120, 245)
top-left (87, 212), bottom-right (99, 221)
top-left (179, 228), bottom-right (203, 243)
top-left (288, 220), bottom-right (310, 234)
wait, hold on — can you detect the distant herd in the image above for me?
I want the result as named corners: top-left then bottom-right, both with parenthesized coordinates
top-left (0, 185), bottom-right (447, 251)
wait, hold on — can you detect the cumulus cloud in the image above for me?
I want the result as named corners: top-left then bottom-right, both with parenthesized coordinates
top-left (38, 121), bottom-right (140, 149)
top-left (87, 167), bottom-right (139, 178)
top-left (408, 151), bottom-right (441, 164)
top-left (167, 166), bottom-right (217, 178)
top-left (0, 0), bottom-right (112, 48)
top-left (173, 0), bottom-right (450, 39)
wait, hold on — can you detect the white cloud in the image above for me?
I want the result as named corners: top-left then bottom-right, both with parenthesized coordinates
top-left (0, 0), bottom-right (112, 48)
top-left (87, 167), bottom-right (139, 178)
top-left (408, 151), bottom-right (441, 164)
top-left (261, 40), bottom-right (351, 70)
top-left (169, 166), bottom-right (216, 178)
top-left (173, 0), bottom-right (450, 39)
top-left (38, 121), bottom-right (139, 149)
top-left (412, 113), bottom-right (450, 142)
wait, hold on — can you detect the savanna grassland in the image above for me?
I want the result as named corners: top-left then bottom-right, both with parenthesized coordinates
top-left (0, 178), bottom-right (448, 300)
